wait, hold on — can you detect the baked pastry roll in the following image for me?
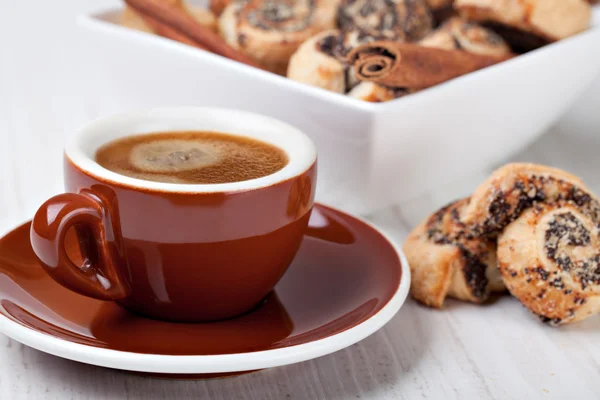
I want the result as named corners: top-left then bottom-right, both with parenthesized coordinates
top-left (219, 0), bottom-right (340, 74)
top-left (419, 17), bottom-right (512, 56)
top-left (337, 0), bottom-right (434, 42)
top-left (461, 163), bottom-right (588, 237)
top-left (461, 163), bottom-right (600, 324)
top-left (288, 29), bottom-right (409, 101)
top-left (454, 0), bottom-right (591, 52)
top-left (287, 30), bottom-right (347, 94)
top-left (404, 199), bottom-right (504, 308)
top-left (498, 203), bottom-right (600, 325)
top-left (121, 2), bottom-right (217, 33)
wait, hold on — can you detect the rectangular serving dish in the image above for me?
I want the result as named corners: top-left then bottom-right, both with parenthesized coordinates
top-left (77, 8), bottom-right (600, 214)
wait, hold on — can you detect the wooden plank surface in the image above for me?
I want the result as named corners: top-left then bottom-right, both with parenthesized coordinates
top-left (1, 1), bottom-right (599, 398)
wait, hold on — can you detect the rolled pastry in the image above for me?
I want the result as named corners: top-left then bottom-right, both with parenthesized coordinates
top-left (287, 30), bottom-right (347, 94)
top-left (498, 203), bottom-right (600, 325)
top-left (120, 2), bottom-right (218, 33)
top-left (337, 0), bottom-right (434, 42)
top-left (454, 0), bottom-right (591, 52)
top-left (403, 199), bottom-right (504, 308)
top-left (461, 163), bottom-right (588, 237)
top-left (219, 0), bottom-right (340, 75)
top-left (419, 17), bottom-right (512, 56)
top-left (288, 29), bottom-right (409, 102)
top-left (456, 163), bottom-right (600, 324)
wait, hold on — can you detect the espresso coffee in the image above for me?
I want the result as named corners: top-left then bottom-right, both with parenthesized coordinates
top-left (95, 131), bottom-right (288, 184)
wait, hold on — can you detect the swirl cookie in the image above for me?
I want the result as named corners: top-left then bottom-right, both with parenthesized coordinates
top-left (404, 163), bottom-right (600, 325)
top-left (454, 0), bottom-right (591, 52)
top-left (404, 199), bottom-right (504, 308)
top-left (464, 163), bottom-right (600, 324)
top-left (461, 163), bottom-right (589, 237)
top-left (419, 17), bottom-right (512, 56)
top-left (287, 30), bottom-right (353, 94)
top-left (498, 203), bottom-right (600, 325)
top-left (337, 0), bottom-right (434, 42)
top-left (219, 0), bottom-right (340, 74)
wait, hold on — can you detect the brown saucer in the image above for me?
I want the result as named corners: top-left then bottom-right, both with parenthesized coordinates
top-left (0, 204), bottom-right (406, 378)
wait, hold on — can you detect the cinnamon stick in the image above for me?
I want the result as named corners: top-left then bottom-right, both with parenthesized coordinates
top-left (347, 41), bottom-right (513, 89)
top-left (124, 0), bottom-right (261, 68)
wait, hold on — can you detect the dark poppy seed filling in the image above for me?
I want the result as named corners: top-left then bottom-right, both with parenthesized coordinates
top-left (542, 211), bottom-right (600, 291)
top-left (549, 277), bottom-right (565, 289)
top-left (533, 266), bottom-right (549, 281)
top-left (425, 200), bottom-right (492, 299)
top-left (316, 33), bottom-right (349, 59)
top-left (473, 171), bottom-right (600, 293)
top-left (337, 0), bottom-right (433, 42)
top-left (472, 176), bottom-right (600, 237)
top-left (315, 32), bottom-right (361, 92)
top-left (245, 0), bottom-right (316, 32)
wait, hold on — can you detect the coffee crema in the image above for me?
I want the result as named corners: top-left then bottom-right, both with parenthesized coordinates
top-left (95, 131), bottom-right (288, 184)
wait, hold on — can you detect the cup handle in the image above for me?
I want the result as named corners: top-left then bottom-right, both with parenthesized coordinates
top-left (30, 190), bottom-right (129, 300)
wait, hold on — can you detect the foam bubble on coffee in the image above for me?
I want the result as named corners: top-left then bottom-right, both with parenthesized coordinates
top-left (95, 131), bottom-right (288, 184)
top-left (129, 140), bottom-right (222, 173)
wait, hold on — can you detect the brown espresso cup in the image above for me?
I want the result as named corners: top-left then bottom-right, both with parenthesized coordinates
top-left (30, 107), bottom-right (317, 322)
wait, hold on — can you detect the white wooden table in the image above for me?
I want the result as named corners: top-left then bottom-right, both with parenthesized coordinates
top-left (1, 1), bottom-right (599, 398)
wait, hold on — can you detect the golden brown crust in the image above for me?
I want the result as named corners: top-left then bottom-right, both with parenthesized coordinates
top-left (403, 199), bottom-right (502, 307)
top-left (404, 219), bottom-right (457, 308)
top-left (498, 204), bottom-right (600, 325)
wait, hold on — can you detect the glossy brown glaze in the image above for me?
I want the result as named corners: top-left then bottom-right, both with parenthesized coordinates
top-left (0, 205), bottom-right (402, 357)
top-left (29, 157), bottom-right (316, 322)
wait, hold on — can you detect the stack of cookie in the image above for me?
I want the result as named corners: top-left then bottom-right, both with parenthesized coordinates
top-left (287, 0), bottom-right (591, 101)
top-left (119, 0), bottom-right (593, 102)
top-left (404, 163), bottom-right (600, 326)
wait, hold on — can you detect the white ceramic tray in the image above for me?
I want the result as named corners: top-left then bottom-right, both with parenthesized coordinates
top-left (76, 8), bottom-right (600, 214)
